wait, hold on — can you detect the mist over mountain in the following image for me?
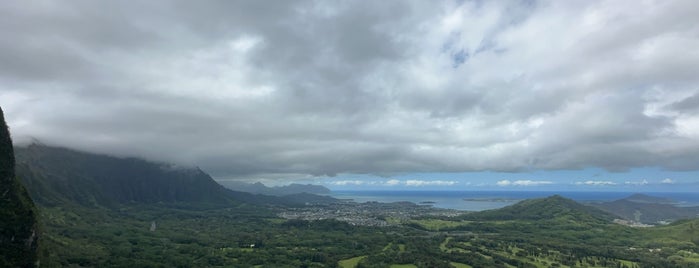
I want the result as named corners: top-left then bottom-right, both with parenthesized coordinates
top-left (218, 181), bottom-right (330, 196)
top-left (0, 107), bottom-right (38, 267)
top-left (15, 144), bottom-right (337, 208)
top-left (15, 144), bottom-right (237, 207)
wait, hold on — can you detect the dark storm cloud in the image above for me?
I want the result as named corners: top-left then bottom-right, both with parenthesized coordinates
top-left (2, 0), bottom-right (699, 180)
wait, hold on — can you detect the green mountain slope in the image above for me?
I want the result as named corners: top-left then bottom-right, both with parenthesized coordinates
top-left (0, 107), bottom-right (39, 267)
top-left (467, 195), bottom-right (615, 223)
top-left (12, 145), bottom-right (338, 266)
top-left (15, 144), bottom-right (337, 208)
top-left (15, 144), bottom-right (238, 207)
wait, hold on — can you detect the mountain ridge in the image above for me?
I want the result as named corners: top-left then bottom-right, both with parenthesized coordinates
top-left (15, 144), bottom-right (338, 208)
top-left (15, 144), bottom-right (237, 207)
top-left (0, 107), bottom-right (39, 267)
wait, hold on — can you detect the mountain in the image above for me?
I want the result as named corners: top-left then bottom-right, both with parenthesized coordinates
top-left (467, 195), bottom-right (615, 223)
top-left (0, 107), bottom-right (39, 267)
top-left (15, 144), bottom-right (338, 208)
top-left (218, 181), bottom-right (331, 196)
top-left (15, 144), bottom-right (240, 207)
top-left (591, 194), bottom-right (699, 224)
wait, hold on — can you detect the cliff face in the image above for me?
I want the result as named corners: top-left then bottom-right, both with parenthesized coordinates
top-left (0, 107), bottom-right (38, 267)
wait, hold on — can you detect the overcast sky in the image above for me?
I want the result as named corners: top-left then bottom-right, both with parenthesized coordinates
top-left (1, 1), bottom-right (698, 189)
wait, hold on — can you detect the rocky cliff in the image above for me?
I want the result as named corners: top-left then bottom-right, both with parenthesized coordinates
top-left (0, 106), bottom-right (38, 267)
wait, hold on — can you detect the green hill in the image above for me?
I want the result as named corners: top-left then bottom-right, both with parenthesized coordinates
top-left (467, 195), bottom-right (615, 223)
top-left (0, 107), bottom-right (39, 267)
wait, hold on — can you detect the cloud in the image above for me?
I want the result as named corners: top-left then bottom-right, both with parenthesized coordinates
top-left (365, 179), bottom-right (458, 186)
top-left (328, 180), bottom-right (364, 186)
top-left (2, 1), bottom-right (699, 181)
top-left (384, 179), bottom-right (401, 186)
top-left (496, 180), bottom-right (553, 186)
top-left (661, 178), bottom-right (674, 184)
top-left (496, 180), bottom-right (512, 186)
top-left (575, 180), bottom-right (618, 186)
top-left (625, 179), bottom-right (649, 186)
top-left (405, 180), bottom-right (457, 186)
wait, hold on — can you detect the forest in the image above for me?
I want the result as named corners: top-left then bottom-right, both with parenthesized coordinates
top-left (35, 198), bottom-right (699, 267)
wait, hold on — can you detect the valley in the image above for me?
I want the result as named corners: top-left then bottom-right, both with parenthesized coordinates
top-left (10, 144), bottom-right (699, 267)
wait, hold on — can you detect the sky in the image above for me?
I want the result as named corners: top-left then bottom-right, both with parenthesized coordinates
top-left (1, 0), bottom-right (698, 191)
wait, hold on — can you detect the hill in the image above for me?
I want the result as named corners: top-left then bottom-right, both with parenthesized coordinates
top-left (15, 144), bottom-right (246, 207)
top-left (218, 181), bottom-right (331, 196)
top-left (466, 195), bottom-right (615, 223)
top-left (0, 107), bottom-right (39, 267)
top-left (591, 194), bottom-right (699, 224)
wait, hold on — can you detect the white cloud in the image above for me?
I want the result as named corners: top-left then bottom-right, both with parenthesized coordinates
top-left (625, 179), bottom-right (649, 186)
top-left (405, 180), bottom-right (457, 186)
top-left (661, 178), bottom-right (674, 184)
top-left (328, 180), bottom-right (364, 186)
top-left (496, 180), bottom-right (512, 186)
top-left (515, 180), bottom-right (553, 186)
top-left (384, 179), bottom-right (401, 186)
top-left (497, 180), bottom-right (553, 186)
top-left (3, 1), bottom-right (699, 180)
top-left (575, 180), bottom-right (618, 186)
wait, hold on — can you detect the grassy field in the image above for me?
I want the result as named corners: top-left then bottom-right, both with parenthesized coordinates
top-left (439, 237), bottom-right (451, 251)
top-left (338, 256), bottom-right (366, 268)
top-left (449, 262), bottom-right (473, 268)
top-left (389, 264), bottom-right (417, 268)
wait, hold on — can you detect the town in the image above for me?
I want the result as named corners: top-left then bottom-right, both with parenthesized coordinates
top-left (277, 200), bottom-right (465, 227)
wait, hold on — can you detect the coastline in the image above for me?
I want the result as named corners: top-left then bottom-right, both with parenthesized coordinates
top-left (328, 190), bottom-right (699, 211)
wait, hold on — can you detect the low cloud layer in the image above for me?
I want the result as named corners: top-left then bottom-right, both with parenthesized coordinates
top-left (328, 179), bottom-right (457, 187)
top-left (2, 1), bottom-right (699, 180)
top-left (496, 180), bottom-right (553, 187)
top-left (575, 180), bottom-right (618, 186)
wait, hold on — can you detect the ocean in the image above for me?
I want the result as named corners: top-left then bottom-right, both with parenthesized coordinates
top-left (329, 191), bottom-right (699, 211)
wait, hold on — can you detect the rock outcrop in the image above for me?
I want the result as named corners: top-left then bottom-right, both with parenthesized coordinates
top-left (0, 106), bottom-right (38, 267)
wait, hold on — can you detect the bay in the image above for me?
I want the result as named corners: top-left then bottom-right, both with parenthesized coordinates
top-left (329, 191), bottom-right (699, 211)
